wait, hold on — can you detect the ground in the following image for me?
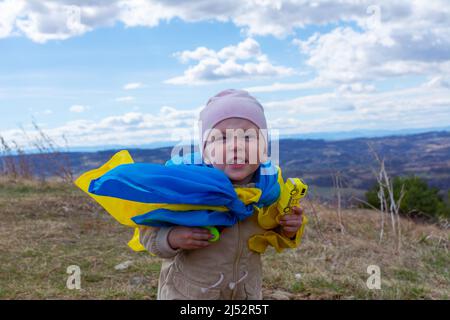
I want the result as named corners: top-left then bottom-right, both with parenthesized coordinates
top-left (0, 179), bottom-right (448, 299)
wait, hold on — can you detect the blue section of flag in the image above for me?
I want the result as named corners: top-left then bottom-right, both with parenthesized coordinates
top-left (88, 152), bottom-right (280, 227)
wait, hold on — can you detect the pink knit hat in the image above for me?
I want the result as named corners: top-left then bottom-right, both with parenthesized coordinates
top-left (198, 89), bottom-right (268, 152)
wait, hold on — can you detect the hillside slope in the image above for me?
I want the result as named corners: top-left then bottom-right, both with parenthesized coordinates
top-left (0, 179), bottom-right (448, 299)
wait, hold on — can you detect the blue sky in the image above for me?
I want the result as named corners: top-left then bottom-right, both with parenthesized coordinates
top-left (1, 0), bottom-right (449, 149)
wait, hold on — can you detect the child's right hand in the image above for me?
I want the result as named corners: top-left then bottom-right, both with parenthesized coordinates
top-left (167, 226), bottom-right (214, 250)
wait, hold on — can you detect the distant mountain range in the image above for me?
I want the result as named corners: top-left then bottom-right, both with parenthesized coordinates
top-left (281, 126), bottom-right (450, 141)
top-left (18, 126), bottom-right (450, 154)
top-left (2, 130), bottom-right (449, 202)
top-left (278, 131), bottom-right (450, 195)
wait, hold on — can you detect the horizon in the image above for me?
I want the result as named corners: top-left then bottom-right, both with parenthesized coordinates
top-left (6, 126), bottom-right (449, 155)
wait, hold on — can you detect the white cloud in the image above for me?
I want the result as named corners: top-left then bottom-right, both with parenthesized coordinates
top-left (69, 104), bottom-right (87, 113)
top-left (242, 1), bottom-right (450, 93)
top-left (245, 78), bottom-right (326, 93)
top-left (291, 1), bottom-right (450, 84)
top-left (165, 38), bottom-right (294, 84)
top-left (0, 0), bottom-right (449, 46)
top-left (15, 1), bottom-right (92, 43)
top-left (1, 105), bottom-right (202, 148)
top-left (337, 83), bottom-right (376, 94)
top-left (115, 96), bottom-right (135, 102)
top-left (0, 0), bottom-right (26, 38)
top-left (117, 0), bottom-right (177, 28)
top-left (263, 84), bottom-right (450, 134)
top-left (423, 76), bottom-right (450, 89)
top-left (4, 78), bottom-right (448, 149)
top-left (2, 1), bottom-right (449, 91)
top-left (123, 82), bottom-right (144, 90)
top-left (0, 0), bottom-right (121, 43)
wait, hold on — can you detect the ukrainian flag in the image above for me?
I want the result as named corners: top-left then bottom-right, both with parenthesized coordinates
top-left (74, 150), bottom-right (281, 251)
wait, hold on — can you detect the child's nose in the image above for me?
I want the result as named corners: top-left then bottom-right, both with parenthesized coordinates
top-left (226, 136), bottom-right (245, 149)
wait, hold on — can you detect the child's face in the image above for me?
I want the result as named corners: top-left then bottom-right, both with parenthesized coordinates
top-left (203, 117), bottom-right (267, 185)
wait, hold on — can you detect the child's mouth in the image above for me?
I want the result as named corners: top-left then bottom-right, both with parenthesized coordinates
top-left (228, 157), bottom-right (248, 169)
top-left (229, 163), bottom-right (246, 169)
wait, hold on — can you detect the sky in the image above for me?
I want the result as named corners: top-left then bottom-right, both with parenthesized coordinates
top-left (0, 0), bottom-right (449, 150)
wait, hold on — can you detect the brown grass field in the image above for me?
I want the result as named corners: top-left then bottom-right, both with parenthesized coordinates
top-left (0, 178), bottom-right (448, 299)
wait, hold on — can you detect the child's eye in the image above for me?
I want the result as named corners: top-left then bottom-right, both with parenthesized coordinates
top-left (212, 135), bottom-right (226, 143)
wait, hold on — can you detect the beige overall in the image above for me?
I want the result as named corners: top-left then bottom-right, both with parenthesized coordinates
top-left (139, 182), bottom-right (301, 300)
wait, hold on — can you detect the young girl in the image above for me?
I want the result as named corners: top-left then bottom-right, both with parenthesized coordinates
top-left (138, 89), bottom-right (306, 300)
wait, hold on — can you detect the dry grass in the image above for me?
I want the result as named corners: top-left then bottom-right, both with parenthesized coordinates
top-left (262, 200), bottom-right (449, 299)
top-left (0, 179), bottom-right (448, 299)
top-left (0, 178), bottom-right (159, 299)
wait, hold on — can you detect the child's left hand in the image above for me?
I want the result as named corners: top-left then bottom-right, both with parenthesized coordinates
top-left (279, 206), bottom-right (304, 239)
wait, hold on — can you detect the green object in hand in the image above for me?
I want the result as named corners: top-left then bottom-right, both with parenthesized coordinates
top-left (204, 226), bottom-right (220, 242)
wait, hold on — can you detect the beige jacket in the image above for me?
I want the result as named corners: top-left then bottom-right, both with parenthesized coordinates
top-left (139, 182), bottom-right (295, 300)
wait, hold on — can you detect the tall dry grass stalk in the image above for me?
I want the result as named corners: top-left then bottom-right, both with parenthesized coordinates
top-left (332, 172), bottom-right (345, 234)
top-left (353, 143), bottom-right (405, 252)
top-left (0, 136), bottom-right (18, 178)
top-left (0, 121), bottom-right (73, 183)
top-left (30, 121), bottom-right (73, 183)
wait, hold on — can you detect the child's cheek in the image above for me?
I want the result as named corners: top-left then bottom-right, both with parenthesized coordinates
top-left (212, 163), bottom-right (226, 172)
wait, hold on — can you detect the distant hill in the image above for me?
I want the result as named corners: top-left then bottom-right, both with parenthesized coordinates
top-left (279, 131), bottom-right (450, 192)
top-left (2, 131), bottom-right (449, 201)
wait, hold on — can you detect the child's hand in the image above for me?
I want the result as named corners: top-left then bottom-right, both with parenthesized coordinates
top-left (167, 226), bottom-right (214, 250)
top-left (279, 206), bottom-right (304, 239)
